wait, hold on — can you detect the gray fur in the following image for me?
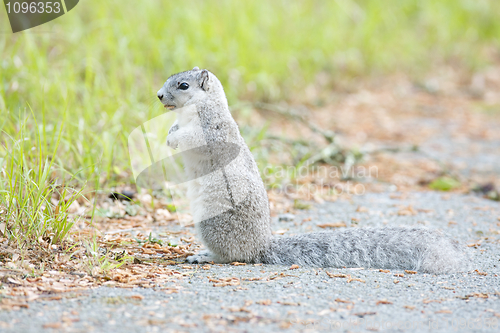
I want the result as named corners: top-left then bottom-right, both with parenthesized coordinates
top-left (157, 68), bottom-right (471, 274)
top-left (262, 227), bottom-right (470, 274)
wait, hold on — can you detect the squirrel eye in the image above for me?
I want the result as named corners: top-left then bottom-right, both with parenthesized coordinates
top-left (179, 82), bottom-right (189, 90)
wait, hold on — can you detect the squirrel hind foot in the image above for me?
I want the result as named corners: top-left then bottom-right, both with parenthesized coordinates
top-left (186, 250), bottom-right (226, 264)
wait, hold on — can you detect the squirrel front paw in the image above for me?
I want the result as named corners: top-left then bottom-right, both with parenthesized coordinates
top-left (167, 135), bottom-right (179, 149)
top-left (167, 132), bottom-right (180, 149)
top-left (167, 122), bottom-right (180, 149)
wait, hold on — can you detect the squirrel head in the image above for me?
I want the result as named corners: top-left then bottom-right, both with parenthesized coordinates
top-left (157, 67), bottom-right (223, 111)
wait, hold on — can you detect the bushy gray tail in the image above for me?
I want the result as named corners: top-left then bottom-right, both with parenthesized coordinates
top-left (261, 227), bottom-right (471, 274)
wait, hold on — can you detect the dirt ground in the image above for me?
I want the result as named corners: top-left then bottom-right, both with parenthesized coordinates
top-left (1, 67), bottom-right (500, 331)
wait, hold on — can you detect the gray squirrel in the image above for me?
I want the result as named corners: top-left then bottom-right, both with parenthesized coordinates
top-left (157, 67), bottom-right (471, 274)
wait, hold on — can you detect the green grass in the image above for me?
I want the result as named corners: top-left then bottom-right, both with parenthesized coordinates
top-left (1, 0), bottom-right (500, 245)
top-left (81, 236), bottom-right (132, 276)
top-left (429, 177), bottom-right (461, 191)
top-left (2, 0), bottom-right (500, 182)
top-left (0, 111), bottom-right (86, 248)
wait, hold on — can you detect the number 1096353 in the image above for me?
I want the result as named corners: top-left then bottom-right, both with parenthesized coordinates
top-left (5, 1), bottom-right (61, 14)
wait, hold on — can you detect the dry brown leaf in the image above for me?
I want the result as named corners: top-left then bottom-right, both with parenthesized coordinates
top-left (317, 222), bottom-right (346, 228)
top-left (335, 298), bottom-right (352, 304)
top-left (162, 287), bottom-right (179, 294)
top-left (130, 295), bottom-right (144, 300)
top-left (347, 277), bottom-right (365, 283)
top-left (290, 264), bottom-right (300, 270)
top-left (6, 278), bottom-right (23, 285)
top-left (317, 309), bottom-right (331, 316)
top-left (242, 277), bottom-right (263, 281)
top-left (26, 277), bottom-right (42, 283)
top-left (141, 248), bottom-right (155, 255)
top-left (61, 316), bottom-right (79, 323)
top-left (423, 299), bottom-right (441, 304)
top-left (213, 277), bottom-right (240, 287)
top-left (379, 269), bottom-right (390, 273)
top-left (231, 262), bottom-right (246, 266)
top-left (42, 323), bottom-right (62, 329)
top-left (353, 312), bottom-right (377, 317)
top-left (404, 270), bottom-right (417, 275)
top-left (224, 306), bottom-right (251, 313)
top-left (376, 299), bottom-right (393, 305)
top-left (278, 301), bottom-right (299, 306)
top-left (398, 205), bottom-right (417, 216)
top-left (326, 272), bottom-right (348, 278)
top-left (256, 299), bottom-right (272, 305)
top-left (279, 321), bottom-right (292, 329)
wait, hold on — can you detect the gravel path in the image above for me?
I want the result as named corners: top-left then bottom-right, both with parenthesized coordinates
top-left (383, 116), bottom-right (500, 178)
top-left (1, 191), bottom-right (499, 333)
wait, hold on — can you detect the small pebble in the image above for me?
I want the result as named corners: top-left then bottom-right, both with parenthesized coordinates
top-left (278, 213), bottom-right (295, 222)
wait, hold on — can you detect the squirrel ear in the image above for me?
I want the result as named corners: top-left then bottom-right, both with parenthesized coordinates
top-left (198, 69), bottom-right (210, 91)
top-left (192, 66), bottom-right (200, 71)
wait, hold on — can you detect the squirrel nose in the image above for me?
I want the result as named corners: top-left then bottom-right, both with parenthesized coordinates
top-left (157, 94), bottom-right (164, 101)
